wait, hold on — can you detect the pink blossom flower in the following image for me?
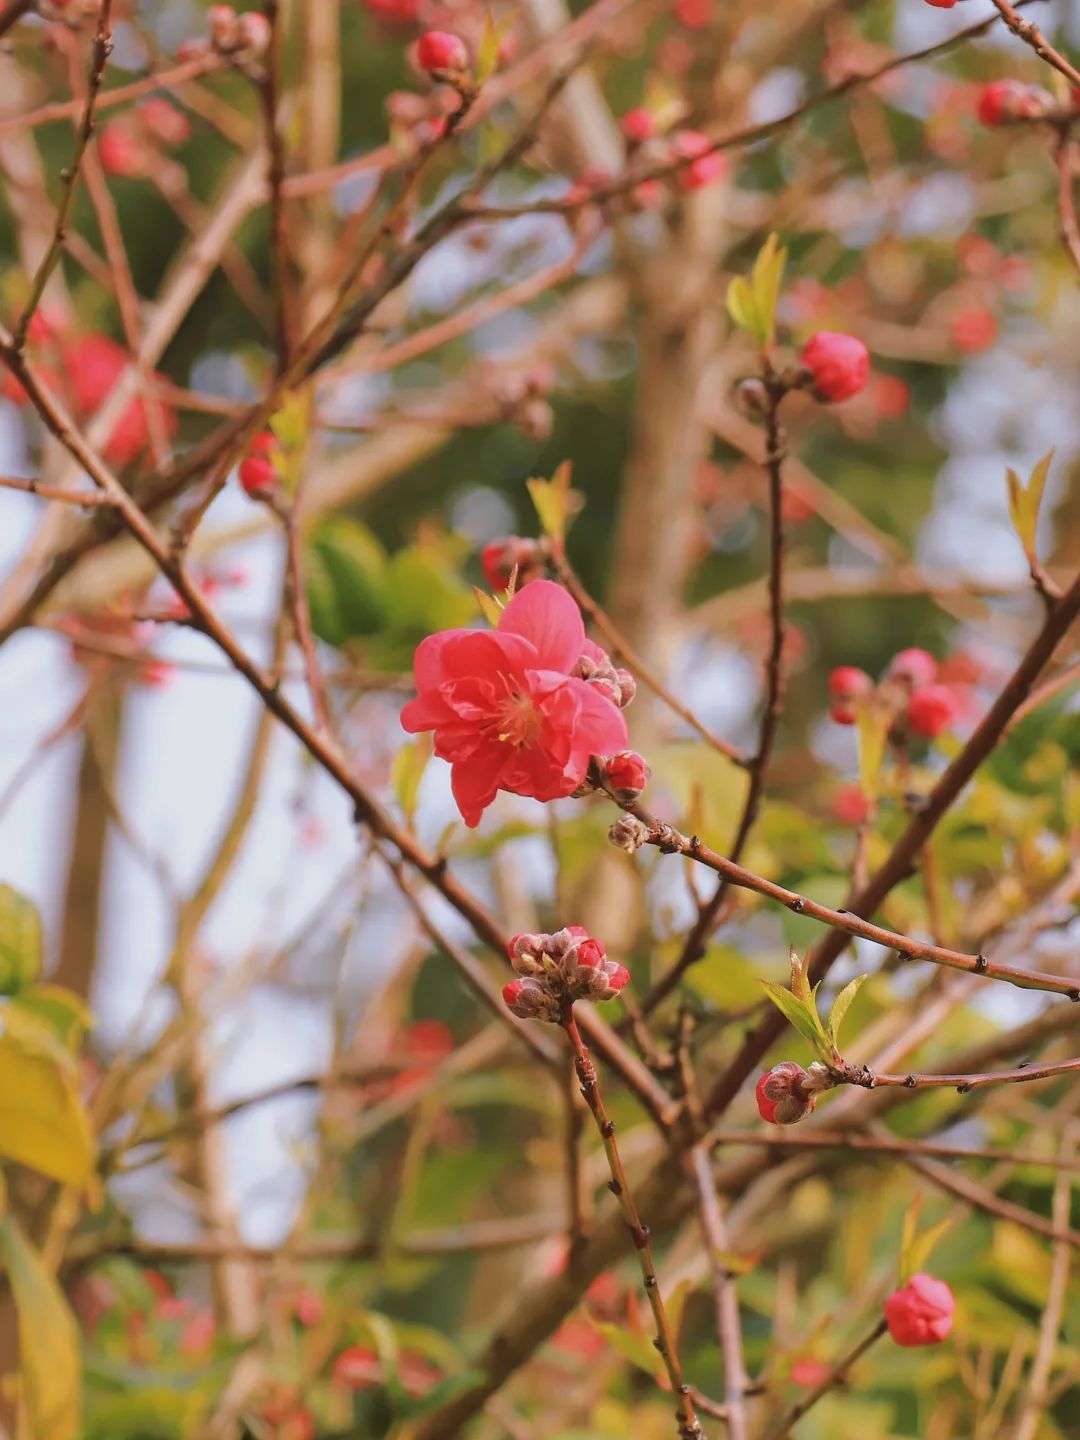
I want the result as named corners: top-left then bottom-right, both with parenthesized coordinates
top-left (401, 581), bottom-right (628, 826)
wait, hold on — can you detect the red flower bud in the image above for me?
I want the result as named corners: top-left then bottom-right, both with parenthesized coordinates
top-left (331, 1345), bottom-right (380, 1389)
top-left (829, 666), bottom-right (873, 701)
top-left (600, 750), bottom-right (650, 799)
top-left (620, 107), bottom-right (656, 144)
top-left (755, 1062), bottom-right (816, 1125)
top-left (139, 98), bottom-right (191, 146)
top-left (672, 129), bottom-right (726, 191)
top-left (924, 0), bottom-right (957, 7)
top-left (417, 30), bottom-right (469, 74)
top-left (239, 454), bottom-right (276, 498)
top-left (98, 123), bottom-right (142, 177)
top-left (951, 307), bottom-right (996, 353)
top-left (800, 331), bottom-right (869, 403)
top-left (603, 961), bottom-right (630, 994)
top-left (502, 976), bottom-right (560, 1021)
top-left (887, 647), bottom-right (937, 688)
top-left (480, 536), bottom-right (543, 592)
top-left (884, 1273), bottom-right (955, 1346)
top-left (906, 684), bottom-right (959, 738)
top-left (575, 936), bottom-right (606, 969)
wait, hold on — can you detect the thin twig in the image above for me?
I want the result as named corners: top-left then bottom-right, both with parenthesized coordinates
top-left (644, 379), bottom-right (789, 1013)
top-left (14, 0), bottom-right (114, 350)
top-left (620, 801), bottom-right (1080, 1001)
top-left (562, 1004), bottom-right (704, 1440)
top-left (763, 1321), bottom-right (887, 1440)
top-left (1055, 132), bottom-right (1080, 280)
top-left (988, 0), bottom-right (1080, 92)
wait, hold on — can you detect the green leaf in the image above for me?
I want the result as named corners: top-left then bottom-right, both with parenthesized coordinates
top-left (6, 985), bottom-right (91, 1051)
top-left (590, 1320), bottom-right (662, 1378)
top-left (306, 518), bottom-right (389, 648)
top-left (472, 585), bottom-right (503, 626)
top-left (0, 1214), bottom-right (81, 1440)
top-left (825, 974), bottom-right (868, 1050)
top-left (0, 1015), bottom-right (95, 1185)
top-left (474, 9), bottom-right (506, 84)
top-left (856, 701), bottom-right (891, 804)
top-left (758, 980), bottom-right (831, 1061)
top-left (392, 736), bottom-right (431, 823)
top-left (0, 884), bottom-right (43, 994)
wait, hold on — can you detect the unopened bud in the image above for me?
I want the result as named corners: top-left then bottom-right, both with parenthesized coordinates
top-left (755, 1062), bottom-right (817, 1125)
top-left (735, 376), bottom-right (769, 419)
top-left (598, 750), bottom-right (650, 801)
top-left (502, 977), bottom-right (560, 1022)
top-left (507, 932), bottom-right (549, 975)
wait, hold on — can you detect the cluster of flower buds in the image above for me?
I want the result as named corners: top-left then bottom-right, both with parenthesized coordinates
top-left (176, 5), bottom-right (271, 62)
top-left (502, 927), bottom-right (630, 1021)
top-left (572, 641), bottom-right (636, 709)
top-left (755, 1060), bottom-right (830, 1125)
top-left (480, 536), bottom-right (546, 592)
top-left (884, 1273), bottom-right (956, 1346)
top-left (238, 431), bottom-right (279, 498)
top-left (976, 80), bottom-right (1054, 128)
top-left (828, 647), bottom-right (966, 740)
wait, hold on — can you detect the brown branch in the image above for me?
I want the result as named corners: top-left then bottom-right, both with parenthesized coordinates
top-left (707, 1127), bottom-right (1080, 1175)
top-left (562, 1005), bottom-right (703, 1440)
top-left (0, 53), bottom-right (229, 141)
top-left (0, 331), bottom-right (672, 1130)
top-left (281, 506), bottom-right (332, 735)
top-left (763, 1321), bottom-right (887, 1440)
top-left (0, 474), bottom-right (116, 506)
top-left (836, 1054), bottom-right (1080, 1095)
top-left (620, 802), bottom-right (1080, 1001)
top-left (261, 0), bottom-right (294, 370)
top-left (462, 0), bottom-right (1044, 223)
top-left (988, 0), bottom-right (1080, 92)
top-left (1056, 133), bottom-right (1080, 281)
top-left (13, 0), bottom-right (114, 350)
top-left (0, 0), bottom-right (33, 39)
top-left (704, 566), bottom-right (1080, 1115)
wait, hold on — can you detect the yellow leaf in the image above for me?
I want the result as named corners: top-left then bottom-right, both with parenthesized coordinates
top-left (475, 9), bottom-right (505, 84)
top-left (856, 699), bottom-right (891, 804)
top-left (726, 275), bottom-right (758, 336)
top-left (0, 1215), bottom-right (81, 1440)
top-left (392, 736), bottom-right (431, 822)
top-left (0, 1024), bottom-right (94, 1186)
top-left (750, 232), bottom-right (788, 352)
top-left (526, 461), bottom-right (578, 544)
top-left (472, 586), bottom-right (503, 627)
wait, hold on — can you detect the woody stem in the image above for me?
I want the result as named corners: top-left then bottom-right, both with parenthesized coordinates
top-left (560, 1002), bottom-right (703, 1440)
